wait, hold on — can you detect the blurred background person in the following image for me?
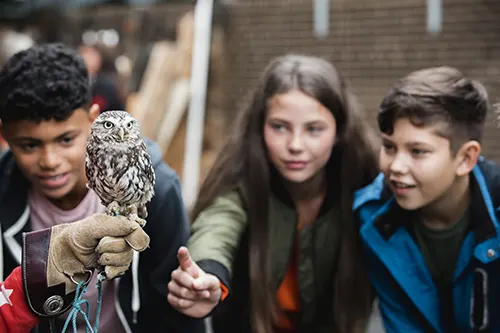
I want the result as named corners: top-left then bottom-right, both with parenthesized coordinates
top-left (0, 29), bottom-right (34, 152)
top-left (79, 44), bottom-right (125, 112)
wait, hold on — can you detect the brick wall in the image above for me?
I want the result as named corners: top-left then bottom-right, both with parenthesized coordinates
top-left (224, 0), bottom-right (500, 161)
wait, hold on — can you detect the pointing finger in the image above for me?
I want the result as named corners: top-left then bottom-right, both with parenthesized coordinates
top-left (177, 247), bottom-right (202, 278)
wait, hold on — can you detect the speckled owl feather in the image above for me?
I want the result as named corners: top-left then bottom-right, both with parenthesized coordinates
top-left (85, 110), bottom-right (155, 226)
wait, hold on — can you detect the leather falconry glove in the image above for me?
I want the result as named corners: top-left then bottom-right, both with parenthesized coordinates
top-left (22, 213), bottom-right (150, 318)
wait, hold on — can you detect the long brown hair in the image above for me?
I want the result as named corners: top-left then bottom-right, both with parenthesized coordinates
top-left (192, 54), bottom-right (379, 333)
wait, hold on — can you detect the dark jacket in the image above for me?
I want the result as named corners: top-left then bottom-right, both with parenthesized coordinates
top-left (353, 157), bottom-right (500, 333)
top-left (0, 138), bottom-right (206, 333)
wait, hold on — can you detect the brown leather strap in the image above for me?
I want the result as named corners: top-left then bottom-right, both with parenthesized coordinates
top-left (22, 229), bottom-right (76, 317)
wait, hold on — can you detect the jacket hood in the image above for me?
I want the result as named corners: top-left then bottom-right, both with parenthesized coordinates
top-left (144, 137), bottom-right (165, 168)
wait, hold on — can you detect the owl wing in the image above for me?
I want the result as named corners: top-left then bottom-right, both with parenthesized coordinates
top-left (112, 142), bottom-right (153, 193)
top-left (140, 141), bottom-right (156, 187)
top-left (85, 138), bottom-right (117, 195)
top-left (85, 144), bottom-right (97, 190)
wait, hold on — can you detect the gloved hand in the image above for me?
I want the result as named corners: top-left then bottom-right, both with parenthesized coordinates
top-left (22, 213), bottom-right (150, 318)
top-left (47, 213), bottom-right (150, 294)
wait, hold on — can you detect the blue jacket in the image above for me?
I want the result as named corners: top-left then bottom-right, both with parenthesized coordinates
top-left (353, 157), bottom-right (500, 333)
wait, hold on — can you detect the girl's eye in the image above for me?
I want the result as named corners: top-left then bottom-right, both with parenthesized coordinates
top-left (271, 123), bottom-right (286, 132)
top-left (308, 126), bottom-right (323, 133)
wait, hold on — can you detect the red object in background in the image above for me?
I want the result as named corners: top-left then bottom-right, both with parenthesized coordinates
top-left (92, 95), bottom-right (108, 112)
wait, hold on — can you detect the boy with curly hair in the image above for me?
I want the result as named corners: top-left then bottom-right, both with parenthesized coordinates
top-left (0, 43), bottom-right (205, 333)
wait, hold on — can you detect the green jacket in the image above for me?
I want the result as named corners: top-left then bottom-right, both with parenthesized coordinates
top-left (188, 187), bottom-right (341, 333)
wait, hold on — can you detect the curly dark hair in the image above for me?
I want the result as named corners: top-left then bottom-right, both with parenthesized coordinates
top-left (0, 43), bottom-right (90, 124)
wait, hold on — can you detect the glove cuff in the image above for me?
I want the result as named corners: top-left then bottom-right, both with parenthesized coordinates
top-left (22, 229), bottom-right (76, 317)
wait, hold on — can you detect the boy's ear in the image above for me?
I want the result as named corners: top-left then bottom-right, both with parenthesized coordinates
top-left (455, 140), bottom-right (481, 177)
top-left (89, 104), bottom-right (100, 123)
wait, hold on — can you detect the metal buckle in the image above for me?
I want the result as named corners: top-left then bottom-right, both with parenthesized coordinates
top-left (69, 269), bottom-right (94, 285)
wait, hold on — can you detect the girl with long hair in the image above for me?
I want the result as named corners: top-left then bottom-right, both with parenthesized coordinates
top-left (167, 54), bottom-right (379, 333)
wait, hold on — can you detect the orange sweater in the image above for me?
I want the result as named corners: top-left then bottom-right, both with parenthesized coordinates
top-left (275, 239), bottom-right (300, 331)
top-left (219, 239), bottom-right (300, 332)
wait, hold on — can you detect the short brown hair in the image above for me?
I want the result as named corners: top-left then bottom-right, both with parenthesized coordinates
top-left (378, 66), bottom-right (489, 151)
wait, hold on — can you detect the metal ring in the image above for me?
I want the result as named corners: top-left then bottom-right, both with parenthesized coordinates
top-left (69, 269), bottom-right (93, 285)
top-left (43, 295), bottom-right (64, 315)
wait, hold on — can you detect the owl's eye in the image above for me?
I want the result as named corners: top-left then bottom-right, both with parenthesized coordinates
top-left (126, 121), bottom-right (133, 129)
top-left (103, 121), bottom-right (114, 129)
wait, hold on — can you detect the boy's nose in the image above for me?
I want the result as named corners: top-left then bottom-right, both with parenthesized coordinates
top-left (389, 155), bottom-right (409, 174)
top-left (39, 149), bottom-right (61, 170)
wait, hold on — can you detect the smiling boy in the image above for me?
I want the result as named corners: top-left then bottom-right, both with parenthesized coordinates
top-left (0, 43), bottom-right (205, 333)
top-left (354, 66), bottom-right (500, 332)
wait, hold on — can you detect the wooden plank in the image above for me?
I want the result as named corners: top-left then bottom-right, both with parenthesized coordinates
top-left (133, 41), bottom-right (178, 140)
top-left (163, 114), bottom-right (187, 178)
top-left (157, 79), bottom-right (190, 152)
top-left (175, 10), bottom-right (195, 79)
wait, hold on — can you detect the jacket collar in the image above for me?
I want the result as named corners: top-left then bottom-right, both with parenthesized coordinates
top-left (356, 157), bottom-right (500, 247)
top-left (0, 150), bottom-right (31, 278)
top-left (269, 168), bottom-right (336, 218)
top-left (0, 150), bottom-right (30, 214)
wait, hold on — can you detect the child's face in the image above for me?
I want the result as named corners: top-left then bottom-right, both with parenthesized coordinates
top-left (2, 107), bottom-right (99, 202)
top-left (379, 118), bottom-right (463, 210)
top-left (264, 90), bottom-right (337, 185)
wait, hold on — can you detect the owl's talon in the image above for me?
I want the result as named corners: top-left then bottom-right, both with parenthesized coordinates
top-left (138, 206), bottom-right (148, 219)
top-left (106, 208), bottom-right (119, 216)
top-left (106, 201), bottom-right (121, 217)
top-left (128, 213), bottom-right (147, 227)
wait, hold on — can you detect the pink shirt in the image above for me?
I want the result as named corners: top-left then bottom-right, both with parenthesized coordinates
top-left (28, 189), bottom-right (126, 333)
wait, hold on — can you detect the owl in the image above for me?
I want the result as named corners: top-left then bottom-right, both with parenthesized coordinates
top-left (85, 110), bottom-right (155, 226)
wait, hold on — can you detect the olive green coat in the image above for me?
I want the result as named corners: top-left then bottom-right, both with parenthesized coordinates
top-left (188, 188), bottom-right (341, 333)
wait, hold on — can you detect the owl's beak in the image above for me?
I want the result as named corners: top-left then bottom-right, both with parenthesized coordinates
top-left (119, 127), bottom-right (125, 141)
